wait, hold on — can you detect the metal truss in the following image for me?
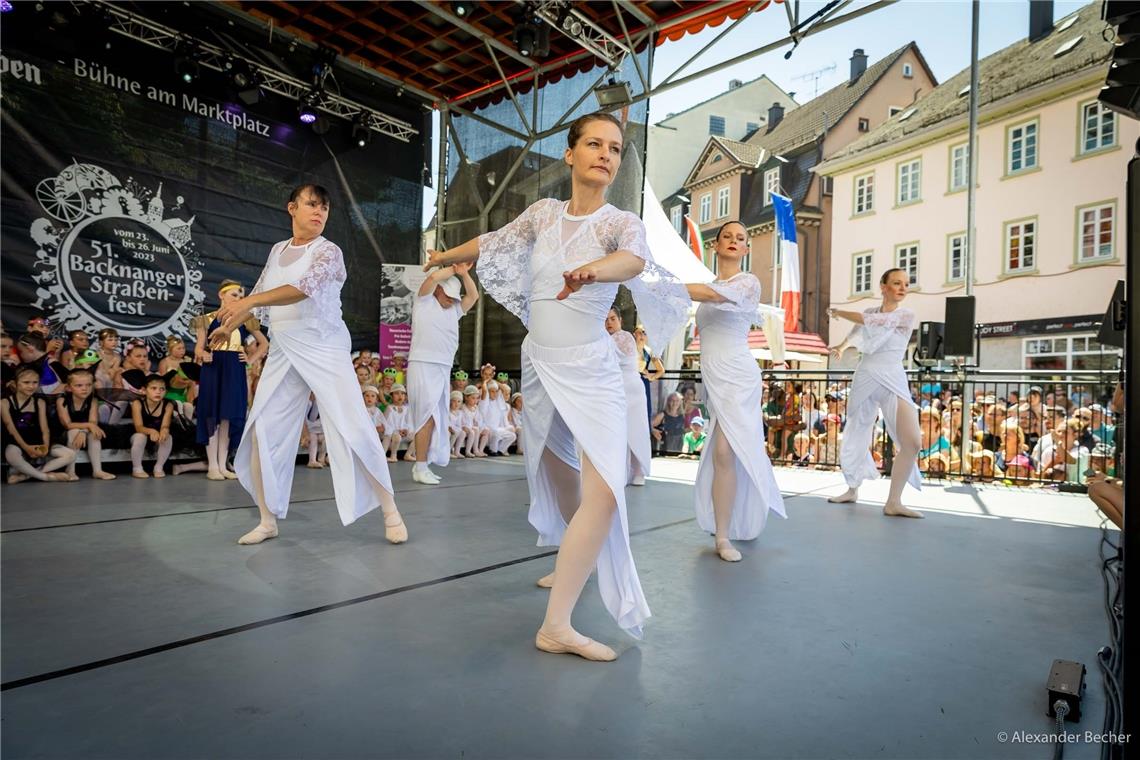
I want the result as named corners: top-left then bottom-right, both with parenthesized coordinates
top-left (87, 0), bottom-right (418, 142)
top-left (532, 1), bottom-right (632, 70)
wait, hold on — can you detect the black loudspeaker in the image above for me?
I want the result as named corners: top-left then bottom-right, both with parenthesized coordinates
top-left (917, 321), bottom-right (944, 361)
top-left (944, 296), bottom-right (977, 357)
top-left (1097, 280), bottom-right (1126, 349)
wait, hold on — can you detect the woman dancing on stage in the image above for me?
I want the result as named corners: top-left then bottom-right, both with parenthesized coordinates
top-left (684, 221), bottom-right (786, 561)
top-left (425, 112), bottom-right (687, 661)
top-left (209, 184), bottom-right (408, 545)
top-left (605, 307), bottom-right (651, 486)
top-left (826, 268), bottom-right (923, 518)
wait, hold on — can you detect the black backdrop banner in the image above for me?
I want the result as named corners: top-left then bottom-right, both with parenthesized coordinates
top-left (0, 12), bottom-right (424, 349)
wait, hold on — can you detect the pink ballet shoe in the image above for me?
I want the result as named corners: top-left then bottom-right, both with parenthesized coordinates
top-left (536, 572), bottom-right (555, 589)
top-left (237, 524), bottom-right (278, 545)
top-left (535, 630), bottom-right (616, 662)
top-left (383, 511), bottom-right (408, 544)
top-left (7, 473), bottom-right (30, 485)
top-left (715, 539), bottom-right (742, 562)
top-left (132, 471), bottom-right (149, 479)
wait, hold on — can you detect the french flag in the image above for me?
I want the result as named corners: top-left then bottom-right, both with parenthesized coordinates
top-left (772, 192), bottom-right (800, 333)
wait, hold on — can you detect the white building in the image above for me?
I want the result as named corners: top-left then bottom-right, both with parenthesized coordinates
top-left (647, 75), bottom-right (797, 198)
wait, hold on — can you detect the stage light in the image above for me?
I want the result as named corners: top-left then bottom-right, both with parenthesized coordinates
top-left (594, 77), bottom-right (632, 108)
top-left (298, 96), bottom-right (319, 124)
top-left (352, 114), bottom-right (372, 148)
top-left (0, 2), bottom-right (13, 14)
top-left (452, 1), bottom-right (475, 18)
top-left (513, 22), bottom-right (537, 57)
top-left (174, 43), bottom-right (201, 85)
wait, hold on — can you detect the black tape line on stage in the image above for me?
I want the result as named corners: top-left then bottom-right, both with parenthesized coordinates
top-left (0, 515), bottom-right (697, 692)
top-left (0, 477), bottom-right (530, 534)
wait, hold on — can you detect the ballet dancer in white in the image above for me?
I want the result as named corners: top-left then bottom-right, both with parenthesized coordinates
top-left (424, 112), bottom-right (687, 661)
top-left (684, 221), bottom-right (787, 561)
top-left (826, 267), bottom-right (923, 518)
top-left (211, 184), bottom-right (408, 545)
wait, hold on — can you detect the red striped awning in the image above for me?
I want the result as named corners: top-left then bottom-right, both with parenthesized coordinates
top-left (687, 329), bottom-right (829, 355)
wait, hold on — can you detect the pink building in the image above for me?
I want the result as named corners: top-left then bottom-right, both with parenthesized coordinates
top-left (816, 2), bottom-right (1132, 372)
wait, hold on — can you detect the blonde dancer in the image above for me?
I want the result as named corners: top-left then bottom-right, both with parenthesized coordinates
top-left (685, 221), bottom-right (787, 561)
top-left (425, 112), bottom-right (687, 661)
top-left (827, 268), bottom-right (923, 518)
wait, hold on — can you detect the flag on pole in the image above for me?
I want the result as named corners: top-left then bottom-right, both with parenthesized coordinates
top-left (683, 215), bottom-right (704, 261)
top-left (771, 192), bottom-right (800, 333)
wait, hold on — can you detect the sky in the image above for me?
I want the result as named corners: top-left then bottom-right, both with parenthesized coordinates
top-left (422, 0), bottom-right (1092, 226)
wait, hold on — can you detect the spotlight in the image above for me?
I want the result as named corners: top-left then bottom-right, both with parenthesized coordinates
top-left (352, 114), bottom-right (372, 148)
top-left (298, 95), bottom-right (319, 124)
top-left (594, 77), bottom-right (632, 108)
top-left (0, 1), bottom-right (13, 13)
top-left (513, 22), bottom-right (538, 57)
top-left (174, 41), bottom-right (202, 85)
top-left (452, 1), bottom-right (475, 17)
top-left (237, 73), bottom-right (264, 106)
top-left (557, 6), bottom-right (582, 37)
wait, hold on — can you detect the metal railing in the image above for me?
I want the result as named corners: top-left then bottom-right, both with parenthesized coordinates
top-left (648, 368), bottom-right (1123, 488)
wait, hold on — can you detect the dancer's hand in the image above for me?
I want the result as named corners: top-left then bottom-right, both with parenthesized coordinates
top-left (158, 429), bottom-right (169, 443)
top-left (826, 307), bottom-right (838, 320)
top-left (71, 432), bottom-right (87, 450)
top-left (91, 426), bottom-right (106, 440)
top-left (454, 261), bottom-right (472, 275)
top-left (557, 266), bottom-right (598, 300)
top-left (828, 344), bottom-right (845, 360)
top-left (423, 249), bottom-right (448, 271)
top-left (148, 431), bottom-right (160, 443)
top-left (30, 444), bottom-right (48, 458)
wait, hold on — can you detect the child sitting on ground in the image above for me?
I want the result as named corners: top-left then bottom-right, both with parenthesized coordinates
top-left (129, 374), bottom-right (174, 479)
top-left (383, 384), bottom-right (411, 462)
top-left (3, 365), bottom-right (76, 482)
top-left (57, 367), bottom-right (115, 480)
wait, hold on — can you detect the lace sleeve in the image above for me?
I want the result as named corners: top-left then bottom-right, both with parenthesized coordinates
top-left (605, 210), bottom-right (690, 357)
top-left (476, 199), bottom-right (559, 327)
top-left (704, 273), bottom-right (761, 313)
top-left (611, 330), bottom-right (637, 357)
top-left (847, 308), bottom-right (914, 353)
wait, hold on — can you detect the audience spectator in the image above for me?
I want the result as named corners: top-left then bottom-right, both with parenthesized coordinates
top-left (652, 392), bottom-right (685, 454)
top-left (681, 416), bottom-right (706, 459)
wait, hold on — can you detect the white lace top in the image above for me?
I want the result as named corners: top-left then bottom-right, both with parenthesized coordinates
top-left (249, 236), bottom-right (346, 334)
top-left (477, 199), bottom-right (688, 355)
top-left (847, 306), bottom-right (915, 359)
top-left (695, 273), bottom-right (787, 360)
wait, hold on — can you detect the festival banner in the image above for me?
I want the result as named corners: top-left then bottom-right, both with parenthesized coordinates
top-left (0, 11), bottom-right (425, 349)
top-left (379, 263), bottom-right (428, 366)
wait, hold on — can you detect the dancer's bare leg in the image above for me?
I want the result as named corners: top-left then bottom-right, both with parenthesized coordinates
top-left (238, 428), bottom-right (279, 544)
top-left (883, 398), bottom-right (923, 518)
top-left (710, 427), bottom-right (741, 561)
top-left (536, 451), bottom-right (617, 661)
top-left (536, 446), bottom-right (581, 588)
top-left (217, 421), bottom-right (237, 479)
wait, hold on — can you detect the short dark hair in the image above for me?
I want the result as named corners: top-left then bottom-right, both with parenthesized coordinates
top-left (567, 111), bottom-right (623, 149)
top-left (17, 333), bottom-right (46, 352)
top-left (289, 184), bottom-right (331, 207)
top-left (715, 220), bottom-right (748, 239)
top-left (68, 330), bottom-right (87, 341)
top-left (144, 373), bottom-right (167, 388)
top-left (68, 368), bottom-right (95, 382)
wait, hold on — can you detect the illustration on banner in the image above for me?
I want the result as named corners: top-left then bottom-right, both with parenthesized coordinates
top-left (29, 160), bottom-right (205, 348)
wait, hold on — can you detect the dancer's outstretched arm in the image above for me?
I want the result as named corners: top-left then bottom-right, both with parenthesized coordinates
top-left (418, 265), bottom-right (458, 297)
top-left (826, 307), bottom-right (864, 359)
top-left (456, 262), bottom-right (479, 311)
top-left (557, 251), bottom-right (645, 300)
top-left (685, 283), bottom-right (729, 303)
top-left (424, 239), bottom-right (480, 271)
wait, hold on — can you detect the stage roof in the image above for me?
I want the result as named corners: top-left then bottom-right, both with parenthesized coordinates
top-left (228, 1), bottom-right (771, 107)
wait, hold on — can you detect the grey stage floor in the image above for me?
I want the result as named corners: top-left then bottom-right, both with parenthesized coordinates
top-left (0, 457), bottom-right (1117, 759)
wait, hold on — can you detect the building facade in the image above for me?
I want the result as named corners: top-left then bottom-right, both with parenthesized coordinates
top-left (817, 2), bottom-right (1130, 371)
top-left (677, 44), bottom-right (938, 342)
top-left (646, 75), bottom-right (796, 200)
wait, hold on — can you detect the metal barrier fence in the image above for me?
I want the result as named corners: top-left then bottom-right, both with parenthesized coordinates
top-left (648, 368), bottom-right (1122, 488)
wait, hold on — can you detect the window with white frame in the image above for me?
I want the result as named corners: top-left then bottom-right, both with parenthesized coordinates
top-left (854, 172), bottom-right (874, 214)
top-left (1005, 219), bottom-right (1036, 272)
top-left (764, 168), bottom-right (780, 205)
top-left (1081, 101), bottom-right (1116, 154)
top-left (949, 142), bottom-right (969, 192)
top-left (947, 234), bottom-right (966, 282)
top-left (897, 159), bottom-right (921, 204)
top-left (853, 252), bottom-right (873, 294)
top-left (895, 243), bottom-right (919, 284)
top-left (903, 62), bottom-right (914, 78)
top-left (709, 115), bottom-right (725, 136)
top-left (670, 205), bottom-right (683, 234)
top-left (699, 193), bottom-right (712, 223)
top-left (1078, 203), bottom-right (1115, 261)
top-left (1024, 334), bottom-right (1121, 372)
top-left (1007, 120), bottom-right (1038, 173)
top-left (717, 186), bottom-right (730, 218)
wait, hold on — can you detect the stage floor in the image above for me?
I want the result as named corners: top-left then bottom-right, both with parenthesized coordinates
top-left (0, 457), bottom-right (1116, 759)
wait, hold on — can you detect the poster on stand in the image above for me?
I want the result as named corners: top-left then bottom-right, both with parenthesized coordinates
top-left (379, 263), bottom-right (428, 366)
